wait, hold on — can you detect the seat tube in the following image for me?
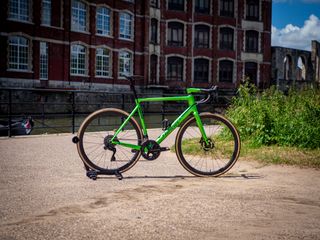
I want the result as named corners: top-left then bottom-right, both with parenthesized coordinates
top-left (136, 101), bottom-right (148, 137)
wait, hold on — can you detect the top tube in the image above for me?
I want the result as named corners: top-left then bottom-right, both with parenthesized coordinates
top-left (137, 95), bottom-right (196, 107)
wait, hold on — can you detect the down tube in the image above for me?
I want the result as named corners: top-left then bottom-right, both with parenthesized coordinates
top-left (156, 104), bottom-right (197, 144)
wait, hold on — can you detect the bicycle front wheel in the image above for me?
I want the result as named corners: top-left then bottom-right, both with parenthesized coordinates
top-left (77, 108), bottom-right (143, 174)
top-left (175, 113), bottom-right (240, 177)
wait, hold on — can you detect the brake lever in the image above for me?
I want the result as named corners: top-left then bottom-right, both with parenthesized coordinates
top-left (196, 93), bottom-right (211, 105)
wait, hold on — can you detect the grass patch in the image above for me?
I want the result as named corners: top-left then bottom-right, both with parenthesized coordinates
top-left (179, 137), bottom-right (234, 157)
top-left (174, 81), bottom-right (320, 168)
top-left (240, 142), bottom-right (320, 168)
top-left (175, 139), bottom-right (320, 168)
top-left (226, 82), bottom-right (320, 149)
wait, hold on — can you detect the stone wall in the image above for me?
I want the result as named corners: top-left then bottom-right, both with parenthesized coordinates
top-left (311, 40), bottom-right (320, 84)
top-left (271, 46), bottom-right (314, 82)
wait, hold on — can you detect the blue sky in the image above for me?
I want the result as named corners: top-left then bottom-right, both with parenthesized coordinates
top-left (272, 0), bottom-right (320, 50)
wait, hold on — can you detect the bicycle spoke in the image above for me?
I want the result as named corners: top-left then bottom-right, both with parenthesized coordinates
top-left (176, 114), bottom-right (239, 176)
top-left (78, 109), bottom-right (142, 173)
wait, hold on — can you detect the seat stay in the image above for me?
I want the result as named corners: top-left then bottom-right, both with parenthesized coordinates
top-left (111, 104), bottom-right (140, 143)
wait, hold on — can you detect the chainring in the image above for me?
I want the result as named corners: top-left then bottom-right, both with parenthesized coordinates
top-left (141, 140), bottom-right (161, 161)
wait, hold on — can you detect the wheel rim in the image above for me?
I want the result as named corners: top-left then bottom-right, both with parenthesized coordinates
top-left (79, 110), bottom-right (141, 172)
top-left (177, 115), bottom-right (238, 176)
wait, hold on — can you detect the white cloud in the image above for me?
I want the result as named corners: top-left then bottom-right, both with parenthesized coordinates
top-left (272, 14), bottom-right (320, 50)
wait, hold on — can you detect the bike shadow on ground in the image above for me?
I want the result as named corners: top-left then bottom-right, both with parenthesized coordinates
top-left (93, 173), bottom-right (263, 181)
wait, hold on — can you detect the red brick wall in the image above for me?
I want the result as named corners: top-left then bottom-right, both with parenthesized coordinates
top-left (0, 0), bottom-right (272, 90)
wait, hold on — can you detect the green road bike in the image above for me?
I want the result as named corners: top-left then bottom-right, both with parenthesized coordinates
top-left (74, 76), bottom-right (240, 179)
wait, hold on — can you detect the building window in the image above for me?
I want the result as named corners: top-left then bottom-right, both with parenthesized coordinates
top-left (9, 0), bottom-right (31, 22)
top-left (220, 0), bottom-right (234, 18)
top-left (41, 0), bottom-right (51, 25)
top-left (150, 19), bottom-right (158, 44)
top-left (70, 44), bottom-right (87, 75)
top-left (96, 48), bottom-right (110, 77)
top-left (168, 22), bottom-right (184, 47)
top-left (297, 56), bottom-right (306, 81)
top-left (8, 36), bottom-right (30, 71)
top-left (220, 27), bottom-right (234, 50)
top-left (194, 59), bottom-right (209, 83)
top-left (168, 0), bottom-right (184, 11)
top-left (195, 0), bottom-right (210, 14)
top-left (167, 57), bottom-right (183, 81)
top-left (119, 51), bottom-right (132, 76)
top-left (96, 7), bottom-right (111, 36)
top-left (71, 0), bottom-right (87, 32)
top-left (219, 60), bottom-right (233, 83)
top-left (150, 0), bottom-right (158, 8)
top-left (119, 12), bottom-right (133, 40)
top-left (283, 55), bottom-right (292, 80)
top-left (245, 62), bottom-right (257, 85)
top-left (195, 25), bottom-right (210, 48)
top-left (150, 55), bottom-right (158, 84)
top-left (40, 42), bottom-right (48, 79)
top-left (246, 30), bottom-right (259, 53)
top-left (246, 0), bottom-right (259, 21)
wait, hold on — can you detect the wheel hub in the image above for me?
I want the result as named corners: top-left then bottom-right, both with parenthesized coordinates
top-left (104, 135), bottom-right (118, 151)
top-left (200, 138), bottom-right (214, 151)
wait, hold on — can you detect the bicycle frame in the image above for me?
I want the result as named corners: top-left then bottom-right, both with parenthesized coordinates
top-left (111, 93), bottom-right (209, 151)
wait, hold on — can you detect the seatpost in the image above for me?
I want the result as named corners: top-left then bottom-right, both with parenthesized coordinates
top-left (129, 77), bottom-right (138, 100)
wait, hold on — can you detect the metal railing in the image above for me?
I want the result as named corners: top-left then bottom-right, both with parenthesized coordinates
top-left (0, 87), bottom-right (234, 137)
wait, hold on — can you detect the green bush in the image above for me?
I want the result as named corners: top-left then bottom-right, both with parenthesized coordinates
top-left (226, 82), bottom-right (320, 149)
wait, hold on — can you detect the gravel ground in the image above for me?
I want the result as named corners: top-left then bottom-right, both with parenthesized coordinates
top-left (0, 130), bottom-right (319, 240)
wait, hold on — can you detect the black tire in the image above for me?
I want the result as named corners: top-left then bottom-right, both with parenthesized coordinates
top-left (175, 112), bottom-right (240, 177)
top-left (77, 108), bottom-right (143, 174)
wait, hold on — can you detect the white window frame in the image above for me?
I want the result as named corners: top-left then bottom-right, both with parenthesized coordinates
top-left (119, 12), bottom-right (133, 40)
top-left (218, 25), bottom-right (235, 51)
top-left (41, 0), bottom-right (51, 26)
top-left (193, 57), bottom-right (212, 84)
top-left (8, 35), bottom-right (31, 71)
top-left (71, 0), bottom-right (88, 33)
top-left (96, 6), bottom-right (111, 36)
top-left (95, 47), bottom-right (111, 77)
top-left (165, 54), bottom-right (186, 82)
top-left (8, 0), bottom-right (32, 22)
top-left (70, 44), bottom-right (87, 76)
top-left (194, 24), bottom-right (211, 49)
top-left (166, 20), bottom-right (187, 47)
top-left (118, 50), bottom-right (132, 77)
top-left (40, 42), bottom-right (49, 79)
top-left (217, 58), bottom-right (236, 83)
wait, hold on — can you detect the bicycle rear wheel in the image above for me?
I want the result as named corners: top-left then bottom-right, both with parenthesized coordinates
top-left (175, 113), bottom-right (240, 177)
top-left (77, 108), bottom-right (143, 174)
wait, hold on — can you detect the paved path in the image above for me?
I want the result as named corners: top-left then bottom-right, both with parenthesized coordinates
top-left (0, 131), bottom-right (319, 240)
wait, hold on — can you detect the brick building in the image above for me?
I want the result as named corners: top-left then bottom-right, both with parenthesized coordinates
top-left (0, 0), bottom-right (272, 91)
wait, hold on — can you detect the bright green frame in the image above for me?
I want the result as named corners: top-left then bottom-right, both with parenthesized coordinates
top-left (111, 89), bottom-right (209, 151)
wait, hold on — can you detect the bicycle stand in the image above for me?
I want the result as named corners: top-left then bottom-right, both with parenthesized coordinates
top-left (85, 169), bottom-right (123, 181)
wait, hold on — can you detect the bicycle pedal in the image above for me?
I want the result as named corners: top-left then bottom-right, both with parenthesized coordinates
top-left (160, 147), bottom-right (170, 152)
